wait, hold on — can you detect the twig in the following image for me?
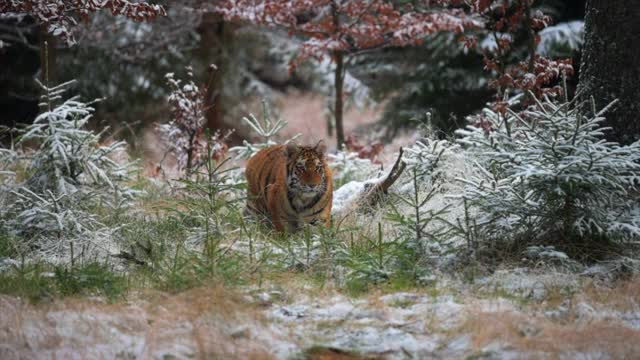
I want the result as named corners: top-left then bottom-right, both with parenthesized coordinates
top-left (112, 251), bottom-right (146, 266)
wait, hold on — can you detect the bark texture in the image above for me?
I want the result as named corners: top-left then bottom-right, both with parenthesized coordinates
top-left (197, 13), bottom-right (247, 145)
top-left (578, 0), bottom-right (640, 144)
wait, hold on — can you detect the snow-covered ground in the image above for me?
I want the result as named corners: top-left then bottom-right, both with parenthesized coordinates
top-left (2, 269), bottom-right (639, 360)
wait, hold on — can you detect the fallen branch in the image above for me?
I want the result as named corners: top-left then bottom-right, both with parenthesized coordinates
top-left (112, 251), bottom-right (146, 266)
top-left (361, 147), bottom-right (406, 207)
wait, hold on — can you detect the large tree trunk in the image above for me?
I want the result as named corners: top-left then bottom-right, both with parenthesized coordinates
top-left (578, 0), bottom-right (640, 145)
top-left (197, 13), bottom-right (246, 145)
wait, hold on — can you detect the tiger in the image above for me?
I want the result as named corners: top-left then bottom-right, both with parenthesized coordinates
top-left (245, 141), bottom-right (333, 233)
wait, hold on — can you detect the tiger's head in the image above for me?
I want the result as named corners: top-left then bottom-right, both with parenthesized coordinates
top-left (286, 141), bottom-right (328, 196)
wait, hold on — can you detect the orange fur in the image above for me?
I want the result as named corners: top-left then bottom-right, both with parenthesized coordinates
top-left (245, 142), bottom-right (333, 232)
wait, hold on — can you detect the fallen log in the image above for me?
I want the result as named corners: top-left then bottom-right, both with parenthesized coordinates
top-left (361, 147), bottom-right (407, 208)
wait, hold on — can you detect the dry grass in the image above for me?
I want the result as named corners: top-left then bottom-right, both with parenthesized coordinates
top-left (581, 277), bottom-right (640, 312)
top-left (463, 311), bottom-right (640, 358)
top-left (305, 346), bottom-right (380, 360)
top-left (0, 286), bottom-right (293, 360)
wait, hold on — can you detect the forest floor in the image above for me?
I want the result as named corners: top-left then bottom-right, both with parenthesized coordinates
top-left (2, 267), bottom-right (639, 359)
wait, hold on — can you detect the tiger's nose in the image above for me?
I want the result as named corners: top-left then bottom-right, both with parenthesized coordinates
top-left (302, 174), bottom-right (322, 185)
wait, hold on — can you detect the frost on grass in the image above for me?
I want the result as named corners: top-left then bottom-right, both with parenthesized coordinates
top-left (0, 80), bottom-right (139, 263)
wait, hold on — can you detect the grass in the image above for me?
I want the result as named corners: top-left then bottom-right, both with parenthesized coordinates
top-left (461, 311), bottom-right (640, 358)
top-left (1, 149), bottom-right (637, 309)
top-left (95, 205), bottom-right (433, 300)
top-left (0, 262), bottom-right (127, 303)
top-left (0, 230), bottom-right (17, 259)
top-left (578, 277), bottom-right (640, 312)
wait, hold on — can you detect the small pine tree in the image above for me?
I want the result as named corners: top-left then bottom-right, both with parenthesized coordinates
top-left (456, 85), bottom-right (640, 251)
top-left (228, 100), bottom-right (300, 160)
top-left (1, 79), bottom-right (138, 263)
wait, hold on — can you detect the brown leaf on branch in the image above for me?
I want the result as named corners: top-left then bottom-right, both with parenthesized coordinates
top-left (216, 0), bottom-right (480, 71)
top-left (0, 0), bottom-right (166, 46)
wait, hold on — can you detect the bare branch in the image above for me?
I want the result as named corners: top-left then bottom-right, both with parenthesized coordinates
top-left (362, 147), bottom-right (407, 207)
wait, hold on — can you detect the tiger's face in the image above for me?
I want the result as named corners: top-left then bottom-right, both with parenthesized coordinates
top-left (286, 142), bottom-right (327, 196)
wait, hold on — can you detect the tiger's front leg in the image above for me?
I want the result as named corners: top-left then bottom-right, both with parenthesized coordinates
top-left (324, 192), bottom-right (333, 229)
top-left (267, 185), bottom-right (287, 233)
top-left (324, 214), bottom-right (331, 229)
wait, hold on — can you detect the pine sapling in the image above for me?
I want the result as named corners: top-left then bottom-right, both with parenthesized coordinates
top-left (229, 100), bottom-right (300, 160)
top-left (3, 77), bottom-right (138, 264)
top-left (456, 81), bottom-right (640, 251)
top-left (157, 67), bottom-right (230, 177)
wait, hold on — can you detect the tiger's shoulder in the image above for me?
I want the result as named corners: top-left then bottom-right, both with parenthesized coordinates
top-left (246, 145), bottom-right (286, 174)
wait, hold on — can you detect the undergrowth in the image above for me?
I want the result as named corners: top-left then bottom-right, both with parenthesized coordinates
top-left (0, 262), bottom-right (127, 303)
top-left (457, 83), bottom-right (640, 261)
top-left (1, 76), bottom-right (639, 306)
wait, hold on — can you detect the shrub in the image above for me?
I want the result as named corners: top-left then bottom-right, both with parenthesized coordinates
top-left (456, 88), bottom-right (640, 253)
top-left (157, 68), bottom-right (229, 176)
top-left (0, 79), bottom-right (139, 263)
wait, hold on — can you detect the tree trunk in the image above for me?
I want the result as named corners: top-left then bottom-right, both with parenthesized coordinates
top-left (197, 13), bottom-right (246, 145)
top-left (334, 51), bottom-right (345, 149)
top-left (331, 0), bottom-right (346, 149)
top-left (39, 25), bottom-right (55, 85)
top-left (578, 0), bottom-right (640, 145)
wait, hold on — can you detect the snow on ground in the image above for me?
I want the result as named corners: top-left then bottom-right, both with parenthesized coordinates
top-left (332, 178), bottom-right (380, 216)
top-left (2, 272), bottom-right (640, 359)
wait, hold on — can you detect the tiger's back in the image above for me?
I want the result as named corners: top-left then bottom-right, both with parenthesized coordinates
top-left (245, 142), bottom-right (332, 232)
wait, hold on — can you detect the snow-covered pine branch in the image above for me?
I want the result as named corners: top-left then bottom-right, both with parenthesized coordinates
top-left (1, 80), bottom-right (139, 263)
top-left (456, 88), bottom-right (640, 245)
top-left (537, 21), bottom-right (584, 57)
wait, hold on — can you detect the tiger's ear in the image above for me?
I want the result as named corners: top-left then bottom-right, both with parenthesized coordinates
top-left (314, 140), bottom-right (327, 156)
top-left (286, 141), bottom-right (299, 157)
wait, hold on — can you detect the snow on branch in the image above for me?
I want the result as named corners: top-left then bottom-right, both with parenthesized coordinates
top-left (1, 79), bottom-right (139, 263)
top-left (215, 0), bottom-right (481, 71)
top-left (0, 0), bottom-right (166, 46)
top-left (537, 21), bottom-right (584, 56)
top-left (156, 68), bottom-right (230, 176)
top-left (229, 100), bottom-right (300, 160)
top-left (456, 85), bottom-right (640, 244)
